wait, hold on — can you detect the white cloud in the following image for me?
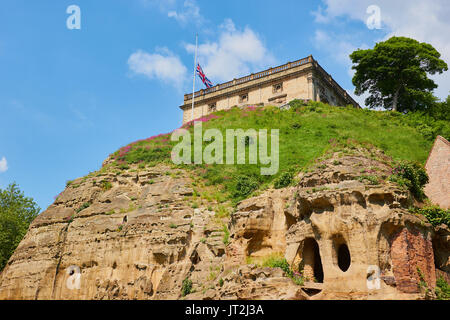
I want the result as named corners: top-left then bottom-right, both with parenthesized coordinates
top-left (184, 19), bottom-right (275, 83)
top-left (0, 157), bottom-right (8, 173)
top-left (313, 0), bottom-right (450, 100)
top-left (312, 6), bottom-right (330, 24)
top-left (127, 48), bottom-right (187, 88)
top-left (143, 0), bottom-right (206, 27)
top-left (168, 0), bottom-right (204, 26)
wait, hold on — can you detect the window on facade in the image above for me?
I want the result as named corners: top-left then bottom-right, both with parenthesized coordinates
top-left (208, 103), bottom-right (217, 112)
top-left (273, 83), bottom-right (283, 94)
top-left (239, 94), bottom-right (249, 103)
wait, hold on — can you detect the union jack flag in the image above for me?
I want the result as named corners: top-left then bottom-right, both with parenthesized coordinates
top-left (196, 63), bottom-right (213, 88)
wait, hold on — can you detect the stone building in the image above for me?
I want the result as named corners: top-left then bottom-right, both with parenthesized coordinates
top-left (179, 55), bottom-right (360, 123)
top-left (424, 135), bottom-right (450, 209)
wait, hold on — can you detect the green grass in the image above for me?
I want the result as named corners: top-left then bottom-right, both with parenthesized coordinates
top-left (247, 252), bottom-right (305, 286)
top-left (75, 202), bottom-right (91, 213)
top-left (222, 224), bottom-right (230, 245)
top-left (109, 101), bottom-right (442, 205)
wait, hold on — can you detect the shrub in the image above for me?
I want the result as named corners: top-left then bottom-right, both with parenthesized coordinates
top-left (274, 171), bottom-right (294, 189)
top-left (358, 175), bottom-right (379, 185)
top-left (259, 253), bottom-right (307, 285)
top-left (390, 161), bottom-right (429, 199)
top-left (262, 254), bottom-right (293, 278)
top-left (181, 278), bottom-right (193, 296)
top-left (292, 271), bottom-right (305, 286)
top-left (100, 180), bottom-right (112, 191)
top-left (232, 175), bottom-right (259, 199)
top-left (435, 276), bottom-right (450, 300)
top-left (289, 99), bottom-right (308, 111)
top-left (410, 205), bottom-right (450, 227)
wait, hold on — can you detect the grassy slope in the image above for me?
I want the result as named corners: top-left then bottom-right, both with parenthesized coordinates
top-left (106, 101), bottom-right (446, 204)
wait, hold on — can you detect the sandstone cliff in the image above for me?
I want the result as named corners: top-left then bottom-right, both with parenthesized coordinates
top-left (0, 149), bottom-right (448, 300)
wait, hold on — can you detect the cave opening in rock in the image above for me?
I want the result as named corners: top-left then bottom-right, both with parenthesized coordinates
top-left (338, 243), bottom-right (351, 272)
top-left (303, 238), bottom-right (324, 283)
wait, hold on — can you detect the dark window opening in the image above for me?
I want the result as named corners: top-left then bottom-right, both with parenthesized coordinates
top-left (303, 238), bottom-right (324, 283)
top-left (273, 83), bottom-right (283, 93)
top-left (239, 94), bottom-right (248, 103)
top-left (208, 103), bottom-right (217, 112)
top-left (338, 243), bottom-right (351, 272)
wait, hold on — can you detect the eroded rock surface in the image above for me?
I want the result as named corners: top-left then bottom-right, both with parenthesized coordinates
top-left (0, 151), bottom-right (448, 300)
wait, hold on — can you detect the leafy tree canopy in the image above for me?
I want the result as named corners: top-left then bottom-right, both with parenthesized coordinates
top-left (350, 36), bottom-right (448, 112)
top-left (0, 183), bottom-right (40, 271)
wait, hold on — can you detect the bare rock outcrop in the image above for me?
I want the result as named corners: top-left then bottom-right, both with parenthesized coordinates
top-left (0, 165), bottom-right (227, 299)
top-left (0, 151), bottom-right (448, 300)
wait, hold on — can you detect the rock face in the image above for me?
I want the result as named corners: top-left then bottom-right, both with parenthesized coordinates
top-left (0, 165), bottom-right (224, 300)
top-left (0, 151), bottom-right (448, 300)
top-left (425, 135), bottom-right (450, 209)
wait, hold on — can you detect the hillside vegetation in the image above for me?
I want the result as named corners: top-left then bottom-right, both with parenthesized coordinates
top-left (105, 101), bottom-right (448, 205)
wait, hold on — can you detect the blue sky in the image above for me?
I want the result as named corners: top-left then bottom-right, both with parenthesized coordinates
top-left (1, 0), bottom-right (449, 211)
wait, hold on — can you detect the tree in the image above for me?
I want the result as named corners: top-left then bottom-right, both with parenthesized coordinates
top-left (431, 94), bottom-right (450, 121)
top-left (0, 183), bottom-right (40, 271)
top-left (350, 37), bottom-right (448, 112)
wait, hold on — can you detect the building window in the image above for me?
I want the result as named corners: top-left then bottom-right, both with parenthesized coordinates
top-left (273, 83), bottom-right (283, 94)
top-left (208, 103), bottom-right (217, 112)
top-left (239, 93), bottom-right (249, 103)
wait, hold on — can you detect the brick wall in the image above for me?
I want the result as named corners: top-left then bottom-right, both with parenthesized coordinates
top-left (424, 136), bottom-right (450, 209)
top-left (390, 228), bottom-right (435, 293)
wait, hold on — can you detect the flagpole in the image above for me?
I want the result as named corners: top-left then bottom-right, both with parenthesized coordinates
top-left (191, 33), bottom-right (198, 122)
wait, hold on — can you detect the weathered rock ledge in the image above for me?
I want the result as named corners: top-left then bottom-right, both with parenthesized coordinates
top-left (0, 153), bottom-right (448, 300)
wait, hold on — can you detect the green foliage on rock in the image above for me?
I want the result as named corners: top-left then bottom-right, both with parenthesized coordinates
top-left (0, 183), bottom-right (40, 271)
top-left (435, 276), bottom-right (450, 300)
top-left (410, 205), bottom-right (450, 228)
top-left (181, 277), bottom-right (193, 297)
top-left (76, 202), bottom-right (91, 213)
top-left (232, 175), bottom-right (259, 201)
top-left (274, 171), bottom-right (294, 189)
top-left (222, 224), bottom-right (230, 246)
top-left (358, 175), bottom-right (379, 185)
top-left (100, 180), bottom-right (112, 191)
top-left (390, 161), bottom-right (429, 199)
top-left (262, 255), bottom-right (293, 277)
top-left (260, 253), bottom-right (304, 286)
